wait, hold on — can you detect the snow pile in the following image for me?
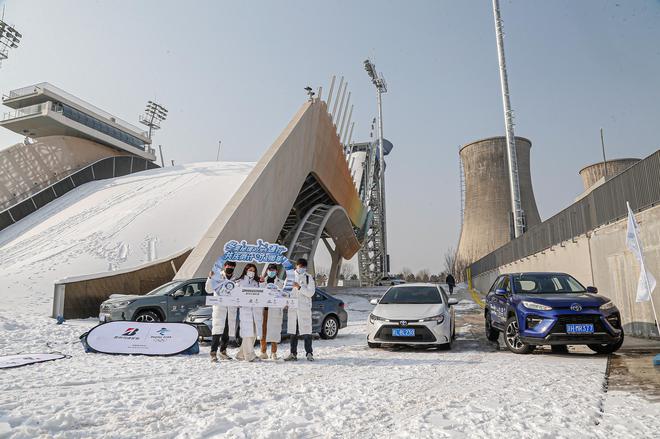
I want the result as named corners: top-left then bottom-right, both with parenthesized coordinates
top-left (0, 162), bottom-right (254, 314)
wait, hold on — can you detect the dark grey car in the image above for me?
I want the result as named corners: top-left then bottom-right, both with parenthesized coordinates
top-left (99, 278), bottom-right (210, 323)
top-left (185, 288), bottom-right (348, 340)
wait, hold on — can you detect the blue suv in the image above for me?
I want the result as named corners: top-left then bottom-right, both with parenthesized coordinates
top-left (484, 272), bottom-right (624, 354)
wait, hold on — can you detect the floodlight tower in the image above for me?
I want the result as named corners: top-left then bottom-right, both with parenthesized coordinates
top-left (364, 58), bottom-right (389, 276)
top-left (0, 17), bottom-right (22, 67)
top-left (492, 0), bottom-right (525, 238)
top-left (139, 100), bottom-right (168, 139)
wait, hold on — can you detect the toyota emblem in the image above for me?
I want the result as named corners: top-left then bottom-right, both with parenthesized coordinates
top-left (399, 320), bottom-right (408, 327)
top-left (570, 303), bottom-right (582, 312)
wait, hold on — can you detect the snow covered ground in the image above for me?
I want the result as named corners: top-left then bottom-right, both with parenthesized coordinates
top-left (0, 162), bottom-right (254, 314)
top-left (0, 290), bottom-right (658, 438)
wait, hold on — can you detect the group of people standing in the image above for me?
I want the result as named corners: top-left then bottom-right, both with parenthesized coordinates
top-left (204, 258), bottom-right (316, 363)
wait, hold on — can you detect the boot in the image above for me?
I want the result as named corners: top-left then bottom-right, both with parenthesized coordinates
top-left (284, 353), bottom-right (297, 361)
top-left (259, 351), bottom-right (269, 360)
top-left (306, 353), bottom-right (314, 362)
top-left (210, 351), bottom-right (218, 363)
top-left (270, 352), bottom-right (279, 360)
top-left (218, 351), bottom-right (232, 360)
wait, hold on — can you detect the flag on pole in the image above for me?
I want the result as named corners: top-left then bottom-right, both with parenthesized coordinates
top-left (625, 202), bottom-right (657, 302)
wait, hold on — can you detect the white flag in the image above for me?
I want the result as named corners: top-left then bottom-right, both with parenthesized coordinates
top-left (626, 202), bottom-right (657, 302)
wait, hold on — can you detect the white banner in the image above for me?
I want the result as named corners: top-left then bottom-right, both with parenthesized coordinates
top-left (626, 202), bottom-right (657, 302)
top-left (85, 322), bottom-right (199, 356)
top-left (206, 282), bottom-right (297, 309)
top-left (0, 353), bottom-right (66, 369)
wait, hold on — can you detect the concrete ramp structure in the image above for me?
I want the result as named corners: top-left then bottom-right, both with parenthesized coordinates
top-left (176, 98), bottom-right (367, 282)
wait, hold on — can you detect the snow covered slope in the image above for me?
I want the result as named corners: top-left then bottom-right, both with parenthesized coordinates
top-left (0, 162), bottom-right (254, 314)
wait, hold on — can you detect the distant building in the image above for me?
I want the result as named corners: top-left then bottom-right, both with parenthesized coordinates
top-left (1, 82), bottom-right (155, 161)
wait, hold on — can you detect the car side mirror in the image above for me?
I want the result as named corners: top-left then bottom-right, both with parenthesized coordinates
top-left (370, 298), bottom-right (379, 305)
top-left (172, 289), bottom-right (185, 299)
top-left (495, 288), bottom-right (507, 296)
top-left (587, 286), bottom-right (598, 294)
top-left (448, 298), bottom-right (459, 306)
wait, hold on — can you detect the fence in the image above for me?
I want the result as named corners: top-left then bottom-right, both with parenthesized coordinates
top-left (0, 155), bottom-right (159, 231)
top-left (469, 149), bottom-right (660, 276)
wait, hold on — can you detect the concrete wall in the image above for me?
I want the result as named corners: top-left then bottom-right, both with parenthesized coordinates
top-left (472, 204), bottom-right (660, 338)
top-left (0, 135), bottom-right (122, 208)
top-left (456, 136), bottom-right (541, 269)
top-left (579, 158), bottom-right (640, 191)
top-left (54, 249), bottom-right (192, 319)
top-left (176, 99), bottom-right (366, 280)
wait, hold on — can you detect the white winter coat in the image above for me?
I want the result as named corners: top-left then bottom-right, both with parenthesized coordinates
top-left (260, 278), bottom-right (285, 343)
top-left (287, 272), bottom-right (315, 335)
top-left (205, 275), bottom-right (237, 337)
top-left (237, 277), bottom-right (263, 339)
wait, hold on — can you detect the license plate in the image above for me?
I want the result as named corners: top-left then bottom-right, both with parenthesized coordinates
top-left (566, 323), bottom-right (594, 334)
top-left (392, 328), bottom-right (415, 337)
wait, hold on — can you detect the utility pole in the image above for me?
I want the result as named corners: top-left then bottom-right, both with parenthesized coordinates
top-left (139, 101), bottom-right (168, 139)
top-left (158, 145), bottom-right (165, 167)
top-left (600, 128), bottom-right (608, 178)
top-left (492, 0), bottom-right (525, 238)
top-left (216, 140), bottom-right (222, 161)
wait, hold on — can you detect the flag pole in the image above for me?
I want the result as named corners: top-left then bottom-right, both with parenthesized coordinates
top-left (628, 202), bottom-right (660, 336)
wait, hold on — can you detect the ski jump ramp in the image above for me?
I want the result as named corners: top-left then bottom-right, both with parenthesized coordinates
top-left (176, 98), bottom-right (367, 280)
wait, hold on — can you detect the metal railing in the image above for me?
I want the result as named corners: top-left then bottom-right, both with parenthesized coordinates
top-left (0, 156), bottom-right (159, 231)
top-left (469, 149), bottom-right (660, 277)
top-left (4, 82), bottom-right (149, 138)
top-left (2, 102), bottom-right (46, 121)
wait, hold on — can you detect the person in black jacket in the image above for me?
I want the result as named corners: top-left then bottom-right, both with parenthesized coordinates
top-left (445, 274), bottom-right (456, 295)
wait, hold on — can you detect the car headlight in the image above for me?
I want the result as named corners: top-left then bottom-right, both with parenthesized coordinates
top-left (369, 313), bottom-right (385, 324)
top-left (108, 300), bottom-right (135, 308)
top-left (522, 301), bottom-right (552, 311)
top-left (420, 314), bottom-right (445, 324)
top-left (600, 301), bottom-right (616, 311)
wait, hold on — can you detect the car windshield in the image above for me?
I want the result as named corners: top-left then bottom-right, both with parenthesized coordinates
top-left (379, 286), bottom-right (442, 304)
top-left (145, 281), bottom-right (184, 296)
top-left (511, 274), bottom-right (586, 294)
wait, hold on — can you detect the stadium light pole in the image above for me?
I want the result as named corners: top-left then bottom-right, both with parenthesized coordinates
top-left (0, 17), bottom-right (22, 67)
top-left (364, 58), bottom-right (389, 276)
top-left (139, 100), bottom-right (168, 139)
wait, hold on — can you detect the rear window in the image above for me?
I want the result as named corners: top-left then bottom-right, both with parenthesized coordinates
top-left (379, 286), bottom-right (442, 304)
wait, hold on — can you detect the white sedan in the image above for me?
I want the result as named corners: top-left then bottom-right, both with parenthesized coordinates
top-left (367, 283), bottom-right (458, 349)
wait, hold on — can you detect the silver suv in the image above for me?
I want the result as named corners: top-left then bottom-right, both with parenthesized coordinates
top-left (99, 278), bottom-right (209, 323)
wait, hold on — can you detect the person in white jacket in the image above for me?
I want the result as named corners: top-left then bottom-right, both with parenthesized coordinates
top-left (205, 261), bottom-right (238, 363)
top-left (259, 263), bottom-right (285, 360)
top-left (235, 263), bottom-right (263, 362)
top-left (285, 258), bottom-right (316, 361)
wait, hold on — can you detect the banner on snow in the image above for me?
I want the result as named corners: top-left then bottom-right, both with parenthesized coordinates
top-left (84, 322), bottom-right (199, 356)
top-left (0, 353), bottom-right (67, 369)
top-left (206, 282), bottom-right (298, 309)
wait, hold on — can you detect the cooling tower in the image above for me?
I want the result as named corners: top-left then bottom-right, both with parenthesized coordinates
top-left (579, 158), bottom-right (640, 191)
top-left (456, 136), bottom-right (541, 269)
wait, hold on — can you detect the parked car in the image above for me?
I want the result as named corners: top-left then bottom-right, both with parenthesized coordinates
top-left (376, 276), bottom-right (406, 286)
top-left (484, 272), bottom-right (624, 354)
top-left (185, 287), bottom-right (348, 340)
top-left (98, 278), bottom-right (209, 323)
top-left (367, 283), bottom-right (458, 349)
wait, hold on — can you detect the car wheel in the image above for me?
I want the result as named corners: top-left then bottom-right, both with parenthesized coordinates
top-left (319, 316), bottom-right (339, 339)
top-left (588, 330), bottom-right (624, 354)
top-left (438, 343), bottom-right (452, 350)
top-left (134, 310), bottom-right (161, 322)
top-left (504, 316), bottom-right (535, 354)
top-left (485, 312), bottom-right (500, 342)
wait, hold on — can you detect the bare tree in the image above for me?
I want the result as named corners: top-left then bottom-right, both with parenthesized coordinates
top-left (340, 264), bottom-right (355, 281)
top-left (416, 269), bottom-right (430, 282)
top-left (444, 247), bottom-right (456, 276)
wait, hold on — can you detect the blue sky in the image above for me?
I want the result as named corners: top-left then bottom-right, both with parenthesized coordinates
top-left (0, 0), bottom-right (658, 273)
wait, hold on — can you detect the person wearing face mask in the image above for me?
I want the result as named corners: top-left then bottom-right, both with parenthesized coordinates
top-left (205, 261), bottom-right (238, 363)
top-left (259, 263), bottom-right (284, 360)
top-left (235, 263), bottom-right (263, 362)
top-left (285, 258), bottom-right (316, 361)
